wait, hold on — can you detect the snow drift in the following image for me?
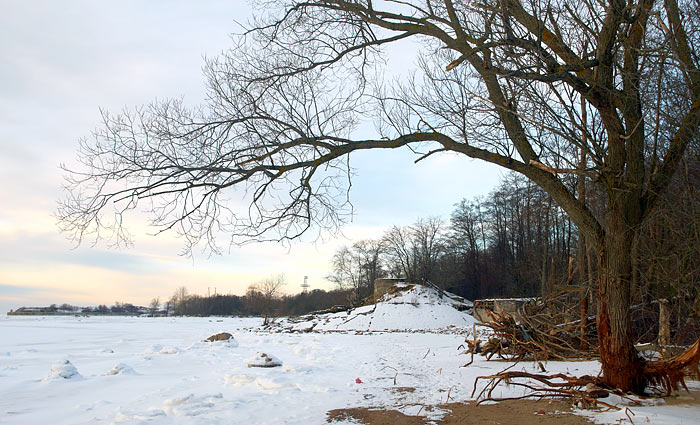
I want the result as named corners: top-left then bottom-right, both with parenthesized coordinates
top-left (267, 283), bottom-right (475, 333)
top-left (43, 360), bottom-right (81, 381)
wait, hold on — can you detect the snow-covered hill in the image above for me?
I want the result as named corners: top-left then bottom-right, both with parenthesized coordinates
top-left (267, 283), bottom-right (476, 333)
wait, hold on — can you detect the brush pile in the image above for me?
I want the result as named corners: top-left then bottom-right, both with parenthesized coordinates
top-left (466, 291), bottom-right (598, 362)
top-left (466, 291), bottom-right (700, 400)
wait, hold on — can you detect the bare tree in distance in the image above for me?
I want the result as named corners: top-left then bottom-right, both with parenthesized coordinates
top-left (411, 217), bottom-right (445, 284)
top-left (164, 299), bottom-right (173, 317)
top-left (328, 239), bottom-right (385, 305)
top-left (149, 297), bottom-right (161, 316)
top-left (328, 246), bottom-right (365, 303)
top-left (57, 0), bottom-right (700, 392)
top-left (382, 225), bottom-right (415, 281)
top-left (257, 274), bottom-right (286, 325)
top-left (244, 284), bottom-right (265, 316)
top-left (172, 286), bottom-right (189, 316)
top-left (381, 218), bottom-right (445, 284)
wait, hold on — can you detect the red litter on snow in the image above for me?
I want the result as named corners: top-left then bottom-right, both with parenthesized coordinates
top-left (355, 378), bottom-right (363, 384)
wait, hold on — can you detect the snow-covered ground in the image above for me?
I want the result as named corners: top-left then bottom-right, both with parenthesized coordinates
top-left (2, 315), bottom-right (699, 424)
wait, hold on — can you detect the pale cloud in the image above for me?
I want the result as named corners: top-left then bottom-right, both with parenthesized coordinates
top-left (0, 1), bottom-right (503, 313)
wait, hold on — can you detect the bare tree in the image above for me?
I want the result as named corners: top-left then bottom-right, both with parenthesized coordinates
top-left (172, 286), bottom-right (189, 316)
top-left (328, 239), bottom-right (385, 304)
top-left (328, 246), bottom-right (363, 301)
top-left (411, 217), bottom-right (445, 284)
top-left (382, 218), bottom-right (445, 284)
top-left (149, 297), bottom-right (161, 316)
top-left (58, 0), bottom-right (700, 392)
top-left (382, 225), bottom-right (416, 281)
top-left (257, 274), bottom-right (286, 324)
top-left (244, 284), bottom-right (264, 316)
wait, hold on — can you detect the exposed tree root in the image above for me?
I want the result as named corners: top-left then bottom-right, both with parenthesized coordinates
top-left (643, 337), bottom-right (700, 395)
top-left (467, 293), bottom-right (700, 402)
top-left (470, 338), bottom-right (700, 412)
top-left (471, 370), bottom-right (627, 410)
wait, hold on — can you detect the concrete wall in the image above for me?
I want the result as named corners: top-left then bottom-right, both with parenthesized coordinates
top-left (472, 298), bottom-right (533, 323)
top-left (373, 278), bottom-right (406, 298)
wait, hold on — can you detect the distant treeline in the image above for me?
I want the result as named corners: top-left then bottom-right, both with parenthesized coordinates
top-left (8, 287), bottom-right (354, 318)
top-left (9, 302), bottom-right (150, 316)
top-left (170, 287), bottom-right (353, 317)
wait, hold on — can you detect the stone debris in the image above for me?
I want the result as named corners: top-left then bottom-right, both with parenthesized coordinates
top-left (246, 352), bottom-right (282, 368)
top-left (206, 332), bottom-right (234, 342)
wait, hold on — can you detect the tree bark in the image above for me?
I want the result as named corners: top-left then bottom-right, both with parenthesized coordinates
top-left (541, 199), bottom-right (551, 296)
top-left (580, 291), bottom-right (589, 351)
top-left (596, 219), bottom-right (645, 393)
top-left (658, 299), bottom-right (671, 347)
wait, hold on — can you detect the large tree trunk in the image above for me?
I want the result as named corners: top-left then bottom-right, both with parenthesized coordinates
top-left (596, 217), bottom-right (645, 393)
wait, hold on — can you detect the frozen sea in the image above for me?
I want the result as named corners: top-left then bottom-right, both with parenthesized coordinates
top-left (2, 315), bottom-right (699, 424)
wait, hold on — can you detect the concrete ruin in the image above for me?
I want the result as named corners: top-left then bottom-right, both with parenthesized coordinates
top-left (472, 298), bottom-right (534, 323)
top-left (373, 278), bottom-right (407, 298)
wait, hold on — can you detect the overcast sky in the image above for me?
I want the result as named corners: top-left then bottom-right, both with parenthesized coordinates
top-left (0, 1), bottom-right (503, 313)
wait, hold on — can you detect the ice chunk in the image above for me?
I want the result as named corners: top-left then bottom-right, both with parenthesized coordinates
top-left (44, 360), bottom-right (81, 380)
top-left (144, 344), bottom-right (163, 354)
top-left (164, 394), bottom-right (194, 406)
top-left (255, 377), bottom-right (290, 390)
top-left (105, 363), bottom-right (136, 376)
top-left (225, 374), bottom-right (255, 386)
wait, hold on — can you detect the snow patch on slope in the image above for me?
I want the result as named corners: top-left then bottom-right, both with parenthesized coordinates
top-left (268, 283), bottom-right (476, 333)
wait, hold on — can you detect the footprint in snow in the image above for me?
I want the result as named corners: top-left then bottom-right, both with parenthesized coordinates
top-left (161, 393), bottom-right (223, 417)
top-left (144, 344), bottom-right (163, 354)
top-left (225, 374), bottom-right (256, 386)
top-left (144, 345), bottom-right (179, 355)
